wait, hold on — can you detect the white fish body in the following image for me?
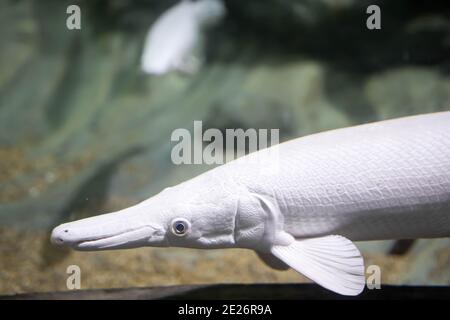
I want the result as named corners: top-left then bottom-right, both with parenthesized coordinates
top-left (52, 112), bottom-right (450, 296)
top-left (141, 0), bottom-right (226, 75)
top-left (226, 111), bottom-right (450, 242)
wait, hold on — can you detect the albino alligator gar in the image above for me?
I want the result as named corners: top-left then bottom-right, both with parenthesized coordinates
top-left (141, 0), bottom-right (226, 75)
top-left (51, 112), bottom-right (450, 296)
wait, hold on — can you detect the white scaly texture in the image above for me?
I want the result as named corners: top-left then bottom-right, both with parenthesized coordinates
top-left (224, 111), bottom-right (450, 241)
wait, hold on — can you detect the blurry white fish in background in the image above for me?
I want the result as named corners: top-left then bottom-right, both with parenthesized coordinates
top-left (141, 0), bottom-right (226, 75)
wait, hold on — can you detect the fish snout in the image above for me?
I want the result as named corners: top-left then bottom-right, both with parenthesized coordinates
top-left (50, 219), bottom-right (169, 250)
top-left (50, 224), bottom-right (75, 247)
top-left (50, 201), bottom-right (170, 250)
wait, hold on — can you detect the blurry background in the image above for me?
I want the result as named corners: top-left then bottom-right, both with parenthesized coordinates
top-left (0, 0), bottom-right (449, 295)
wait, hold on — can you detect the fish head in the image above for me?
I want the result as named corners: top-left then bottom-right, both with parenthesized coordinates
top-left (51, 174), bottom-right (239, 251)
top-left (161, 185), bottom-right (239, 249)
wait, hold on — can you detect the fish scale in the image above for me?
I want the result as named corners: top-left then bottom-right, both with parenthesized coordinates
top-left (228, 112), bottom-right (450, 240)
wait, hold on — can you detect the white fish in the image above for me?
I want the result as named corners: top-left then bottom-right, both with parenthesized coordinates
top-left (141, 0), bottom-right (226, 75)
top-left (51, 112), bottom-right (450, 296)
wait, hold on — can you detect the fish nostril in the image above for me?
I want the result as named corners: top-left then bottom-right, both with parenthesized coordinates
top-left (58, 237), bottom-right (64, 243)
top-left (64, 230), bottom-right (68, 233)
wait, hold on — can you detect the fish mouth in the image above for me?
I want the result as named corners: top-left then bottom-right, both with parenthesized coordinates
top-left (53, 226), bottom-right (163, 251)
top-left (76, 227), bottom-right (150, 250)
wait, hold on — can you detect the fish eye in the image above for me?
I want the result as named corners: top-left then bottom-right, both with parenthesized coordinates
top-left (170, 218), bottom-right (190, 237)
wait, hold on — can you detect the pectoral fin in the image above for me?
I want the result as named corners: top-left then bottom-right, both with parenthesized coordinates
top-left (271, 235), bottom-right (365, 296)
top-left (256, 252), bottom-right (290, 270)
